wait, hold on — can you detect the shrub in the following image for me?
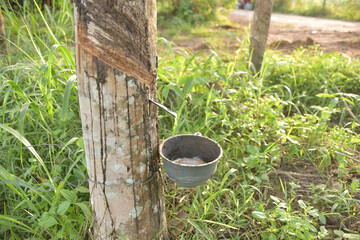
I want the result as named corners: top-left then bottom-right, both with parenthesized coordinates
top-left (158, 0), bottom-right (236, 24)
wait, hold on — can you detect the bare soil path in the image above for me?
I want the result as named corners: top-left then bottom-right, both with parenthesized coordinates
top-left (228, 9), bottom-right (360, 57)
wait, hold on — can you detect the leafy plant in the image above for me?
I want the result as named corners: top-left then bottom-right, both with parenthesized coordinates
top-left (252, 196), bottom-right (327, 239)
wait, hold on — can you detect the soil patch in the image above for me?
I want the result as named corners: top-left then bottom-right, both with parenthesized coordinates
top-left (228, 10), bottom-right (360, 57)
top-left (269, 37), bottom-right (317, 51)
top-left (173, 10), bottom-right (360, 57)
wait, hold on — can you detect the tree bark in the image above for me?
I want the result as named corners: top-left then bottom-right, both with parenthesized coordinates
top-left (74, 1), bottom-right (167, 239)
top-left (249, 0), bottom-right (274, 73)
top-left (0, 6), bottom-right (8, 56)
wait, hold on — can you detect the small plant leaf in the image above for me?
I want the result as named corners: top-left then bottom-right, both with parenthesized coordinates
top-left (252, 211), bottom-right (267, 220)
top-left (39, 212), bottom-right (58, 228)
top-left (269, 234), bottom-right (277, 240)
top-left (60, 189), bottom-right (78, 203)
top-left (343, 233), bottom-right (360, 239)
top-left (316, 93), bottom-right (337, 98)
top-left (74, 186), bottom-right (89, 193)
top-left (334, 230), bottom-right (344, 237)
top-left (57, 201), bottom-right (71, 215)
top-left (287, 135), bottom-right (299, 145)
top-left (247, 145), bottom-right (259, 154)
top-left (331, 203), bottom-right (339, 213)
top-left (60, 75), bottom-right (76, 121)
top-left (76, 202), bottom-right (92, 220)
top-left (298, 200), bottom-right (307, 209)
top-left (319, 215), bottom-right (326, 225)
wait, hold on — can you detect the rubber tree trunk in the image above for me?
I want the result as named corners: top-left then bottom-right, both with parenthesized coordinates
top-left (0, 6), bottom-right (8, 56)
top-left (74, 1), bottom-right (167, 239)
top-left (249, 0), bottom-right (274, 73)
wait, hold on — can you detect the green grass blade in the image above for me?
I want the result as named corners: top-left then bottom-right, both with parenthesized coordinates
top-left (0, 124), bottom-right (52, 182)
top-left (0, 165), bottom-right (40, 215)
top-left (32, 0), bottom-right (60, 45)
top-left (0, 215), bottom-right (35, 233)
top-left (159, 37), bottom-right (179, 75)
top-left (188, 219), bottom-right (211, 240)
top-left (58, 45), bottom-right (75, 70)
top-left (7, 80), bottom-right (30, 102)
top-left (60, 74), bottom-right (76, 121)
top-left (18, 102), bottom-right (31, 167)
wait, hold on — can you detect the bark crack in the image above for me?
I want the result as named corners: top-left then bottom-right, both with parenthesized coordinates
top-left (143, 96), bottom-right (159, 224)
top-left (84, 69), bottom-right (97, 184)
top-left (84, 66), bottom-right (98, 224)
top-left (126, 76), bottom-right (140, 238)
top-left (95, 56), bottom-right (116, 234)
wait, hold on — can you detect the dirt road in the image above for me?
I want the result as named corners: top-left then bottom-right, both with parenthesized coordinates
top-left (228, 9), bottom-right (360, 57)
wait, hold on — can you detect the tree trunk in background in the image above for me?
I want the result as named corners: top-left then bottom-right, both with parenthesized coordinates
top-left (249, 0), bottom-right (274, 73)
top-left (322, 0), bottom-right (327, 10)
top-left (74, 1), bottom-right (167, 239)
top-left (0, 6), bottom-right (8, 56)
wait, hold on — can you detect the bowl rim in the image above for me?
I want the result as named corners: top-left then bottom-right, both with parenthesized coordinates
top-left (159, 134), bottom-right (223, 168)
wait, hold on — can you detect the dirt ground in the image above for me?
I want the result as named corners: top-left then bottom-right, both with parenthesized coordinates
top-left (175, 9), bottom-right (360, 58)
top-left (228, 9), bottom-right (360, 57)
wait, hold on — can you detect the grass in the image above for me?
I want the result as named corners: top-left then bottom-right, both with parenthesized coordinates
top-left (158, 39), bottom-right (360, 239)
top-left (0, 1), bottom-right (88, 239)
top-left (1, 1), bottom-right (360, 239)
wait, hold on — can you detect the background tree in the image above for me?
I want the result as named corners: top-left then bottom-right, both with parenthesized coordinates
top-left (74, 1), bottom-right (167, 239)
top-left (0, 6), bottom-right (8, 56)
top-left (249, 0), bottom-right (274, 72)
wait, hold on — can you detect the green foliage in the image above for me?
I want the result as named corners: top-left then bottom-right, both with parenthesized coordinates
top-left (157, 36), bottom-right (360, 239)
top-left (158, 0), bottom-right (236, 24)
top-left (273, 0), bottom-right (360, 21)
top-left (0, 1), bottom-right (89, 239)
top-left (253, 196), bottom-right (327, 239)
